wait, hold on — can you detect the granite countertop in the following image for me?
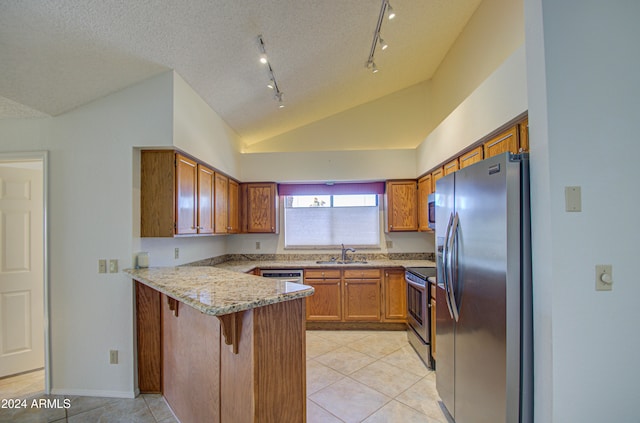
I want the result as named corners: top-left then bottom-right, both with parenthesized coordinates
top-left (214, 258), bottom-right (437, 273)
top-left (125, 266), bottom-right (314, 316)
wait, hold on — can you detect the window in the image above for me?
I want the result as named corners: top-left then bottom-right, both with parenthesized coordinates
top-left (284, 194), bottom-right (380, 248)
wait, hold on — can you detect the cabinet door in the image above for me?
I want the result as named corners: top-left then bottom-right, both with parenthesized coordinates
top-left (214, 173), bottom-right (229, 234)
top-left (246, 183), bottom-right (277, 233)
top-left (344, 279), bottom-right (380, 321)
top-left (443, 158), bottom-right (459, 176)
top-left (227, 179), bottom-right (240, 234)
top-left (141, 150), bottom-right (176, 237)
top-left (519, 117), bottom-right (529, 152)
top-left (386, 180), bottom-right (418, 232)
top-left (459, 146), bottom-right (483, 169)
top-left (305, 278), bottom-right (342, 321)
top-left (383, 269), bottom-right (407, 322)
top-left (175, 154), bottom-right (198, 235)
top-left (431, 167), bottom-right (444, 193)
top-left (417, 175), bottom-right (432, 232)
top-left (197, 165), bottom-right (214, 234)
top-left (483, 125), bottom-right (519, 159)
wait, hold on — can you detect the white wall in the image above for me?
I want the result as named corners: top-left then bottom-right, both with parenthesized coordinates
top-left (240, 149), bottom-right (417, 183)
top-left (135, 71), bottom-right (244, 268)
top-left (525, 1), bottom-right (640, 421)
top-left (416, 46), bottom-right (528, 174)
top-left (0, 70), bottom-right (241, 397)
top-left (172, 73), bottom-right (242, 178)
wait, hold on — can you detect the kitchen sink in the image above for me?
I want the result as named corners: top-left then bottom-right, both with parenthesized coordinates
top-left (315, 260), bottom-right (368, 265)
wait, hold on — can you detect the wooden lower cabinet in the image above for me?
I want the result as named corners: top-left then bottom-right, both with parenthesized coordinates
top-left (383, 269), bottom-right (407, 322)
top-left (136, 282), bottom-right (306, 423)
top-left (344, 269), bottom-right (381, 321)
top-left (305, 268), bottom-right (410, 324)
top-left (304, 269), bottom-right (342, 321)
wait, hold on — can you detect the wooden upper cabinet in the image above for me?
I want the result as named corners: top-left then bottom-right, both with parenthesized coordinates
top-left (243, 182), bottom-right (278, 233)
top-left (431, 167), bottom-right (444, 193)
top-left (417, 174), bottom-right (432, 232)
top-left (214, 172), bottom-right (229, 234)
top-left (386, 180), bottom-right (418, 232)
top-left (484, 125), bottom-right (519, 159)
top-left (519, 117), bottom-right (529, 152)
top-left (443, 158), bottom-right (459, 176)
top-left (141, 150), bottom-right (176, 237)
top-left (459, 146), bottom-right (484, 169)
top-left (197, 164), bottom-right (214, 234)
top-left (227, 179), bottom-right (240, 234)
top-left (141, 150), bottom-right (236, 237)
top-left (176, 154), bottom-right (198, 235)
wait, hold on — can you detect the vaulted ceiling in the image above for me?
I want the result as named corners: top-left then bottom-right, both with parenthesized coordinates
top-left (0, 0), bottom-right (482, 146)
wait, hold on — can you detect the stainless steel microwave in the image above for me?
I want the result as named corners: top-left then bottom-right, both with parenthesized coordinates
top-left (427, 193), bottom-right (436, 231)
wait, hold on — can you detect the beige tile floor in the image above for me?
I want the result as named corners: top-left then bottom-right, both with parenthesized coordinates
top-left (307, 330), bottom-right (452, 423)
top-left (0, 330), bottom-right (451, 422)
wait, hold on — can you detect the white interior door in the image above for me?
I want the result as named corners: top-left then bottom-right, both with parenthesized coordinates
top-left (0, 163), bottom-right (44, 378)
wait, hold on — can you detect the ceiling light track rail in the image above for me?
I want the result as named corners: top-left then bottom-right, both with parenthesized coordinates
top-left (257, 34), bottom-right (284, 108)
top-left (366, 0), bottom-right (395, 74)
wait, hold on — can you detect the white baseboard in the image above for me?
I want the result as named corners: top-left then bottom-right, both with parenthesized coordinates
top-left (50, 388), bottom-right (137, 399)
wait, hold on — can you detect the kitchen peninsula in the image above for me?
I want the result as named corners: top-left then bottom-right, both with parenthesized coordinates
top-left (126, 266), bottom-right (314, 423)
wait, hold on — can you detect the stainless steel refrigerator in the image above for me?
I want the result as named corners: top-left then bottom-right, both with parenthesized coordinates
top-left (435, 152), bottom-right (533, 423)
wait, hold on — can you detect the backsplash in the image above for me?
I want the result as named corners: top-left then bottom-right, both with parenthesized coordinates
top-left (185, 252), bottom-right (435, 266)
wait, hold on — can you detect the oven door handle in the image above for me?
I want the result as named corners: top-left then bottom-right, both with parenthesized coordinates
top-left (405, 277), bottom-right (427, 292)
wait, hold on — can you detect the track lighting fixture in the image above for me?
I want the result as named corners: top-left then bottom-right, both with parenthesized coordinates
top-left (387, 3), bottom-right (396, 20)
top-left (257, 35), bottom-right (285, 108)
top-left (366, 0), bottom-right (395, 73)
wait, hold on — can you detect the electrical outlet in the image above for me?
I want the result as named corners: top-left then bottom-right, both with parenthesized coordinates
top-left (256, 241), bottom-right (261, 250)
top-left (174, 248), bottom-right (179, 259)
top-left (98, 259), bottom-right (107, 274)
top-left (109, 350), bottom-right (118, 364)
top-left (386, 241), bottom-right (393, 248)
top-left (109, 259), bottom-right (118, 273)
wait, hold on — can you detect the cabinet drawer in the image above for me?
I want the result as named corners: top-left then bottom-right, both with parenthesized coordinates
top-left (305, 269), bottom-right (341, 279)
top-left (343, 269), bottom-right (381, 279)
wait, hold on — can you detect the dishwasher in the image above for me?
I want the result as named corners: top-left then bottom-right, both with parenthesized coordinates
top-left (260, 269), bottom-right (304, 283)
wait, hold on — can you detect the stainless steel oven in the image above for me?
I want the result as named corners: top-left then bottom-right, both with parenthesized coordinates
top-left (406, 267), bottom-right (436, 368)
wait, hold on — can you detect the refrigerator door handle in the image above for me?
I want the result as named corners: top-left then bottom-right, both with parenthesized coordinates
top-left (442, 212), bottom-right (455, 318)
top-left (447, 212), bottom-right (460, 321)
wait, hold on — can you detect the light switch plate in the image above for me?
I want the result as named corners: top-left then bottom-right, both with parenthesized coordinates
top-left (109, 259), bottom-right (118, 273)
top-left (595, 264), bottom-right (613, 291)
top-left (174, 248), bottom-right (180, 259)
top-left (565, 186), bottom-right (582, 212)
top-left (98, 259), bottom-right (107, 274)
top-left (109, 350), bottom-right (118, 364)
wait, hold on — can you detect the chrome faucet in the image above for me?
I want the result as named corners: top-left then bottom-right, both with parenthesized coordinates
top-left (341, 243), bottom-right (356, 262)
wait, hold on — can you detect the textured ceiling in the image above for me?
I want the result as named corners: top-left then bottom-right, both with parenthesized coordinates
top-left (0, 0), bottom-right (481, 145)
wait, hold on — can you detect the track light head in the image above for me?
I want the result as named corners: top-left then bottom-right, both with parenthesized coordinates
top-left (372, 63), bottom-right (379, 73)
top-left (386, 3), bottom-right (396, 20)
top-left (379, 37), bottom-right (388, 51)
